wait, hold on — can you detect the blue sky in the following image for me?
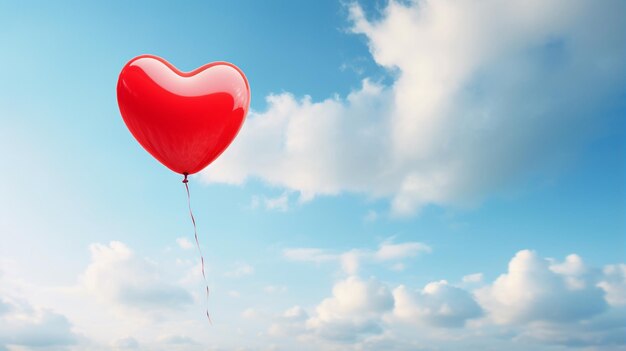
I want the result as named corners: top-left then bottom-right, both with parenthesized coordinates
top-left (0, 1), bottom-right (625, 350)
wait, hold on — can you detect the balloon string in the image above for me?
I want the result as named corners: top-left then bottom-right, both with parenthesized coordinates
top-left (183, 173), bottom-right (212, 324)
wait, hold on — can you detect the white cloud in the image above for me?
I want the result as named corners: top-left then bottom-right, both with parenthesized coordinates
top-left (269, 250), bottom-right (626, 349)
top-left (462, 273), bottom-right (483, 284)
top-left (3, 243), bottom-right (623, 351)
top-left (0, 296), bottom-right (78, 349)
top-left (284, 306), bottom-right (308, 320)
top-left (598, 264), bottom-right (626, 307)
top-left (264, 192), bottom-right (290, 212)
top-left (176, 237), bottom-right (194, 250)
top-left (268, 306), bottom-right (309, 337)
top-left (374, 241), bottom-right (431, 261)
top-left (341, 250), bottom-right (362, 275)
top-left (242, 308), bottom-right (260, 320)
top-left (549, 254), bottom-right (591, 290)
top-left (475, 250), bottom-right (607, 325)
top-left (512, 308), bottom-right (626, 348)
top-left (157, 334), bottom-right (197, 345)
top-left (80, 241), bottom-right (193, 313)
top-left (392, 280), bottom-right (482, 328)
top-left (201, 0), bottom-right (626, 215)
top-left (251, 193), bottom-right (292, 212)
top-left (112, 336), bottom-right (139, 349)
top-left (284, 240), bottom-right (431, 274)
top-left (352, 332), bottom-right (425, 351)
top-left (306, 277), bottom-right (394, 342)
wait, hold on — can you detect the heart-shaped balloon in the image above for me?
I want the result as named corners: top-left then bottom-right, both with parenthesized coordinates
top-left (117, 55), bottom-right (250, 175)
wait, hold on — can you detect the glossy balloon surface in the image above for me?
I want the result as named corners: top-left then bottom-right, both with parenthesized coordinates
top-left (117, 55), bottom-right (250, 175)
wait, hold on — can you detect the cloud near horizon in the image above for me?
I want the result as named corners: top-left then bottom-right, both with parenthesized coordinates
top-left (201, 0), bottom-right (626, 215)
top-left (0, 295), bottom-right (78, 349)
top-left (80, 241), bottom-right (193, 313)
top-left (267, 249), bottom-right (626, 350)
top-left (1, 242), bottom-right (625, 350)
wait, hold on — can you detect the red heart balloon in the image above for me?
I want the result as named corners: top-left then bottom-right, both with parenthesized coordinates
top-left (117, 55), bottom-right (250, 175)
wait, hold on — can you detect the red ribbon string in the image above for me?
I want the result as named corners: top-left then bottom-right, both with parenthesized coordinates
top-left (183, 173), bottom-right (212, 324)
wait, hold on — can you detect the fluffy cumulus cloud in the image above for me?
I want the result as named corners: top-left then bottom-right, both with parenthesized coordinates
top-left (472, 251), bottom-right (626, 348)
top-left (80, 241), bottom-right (193, 313)
top-left (202, 0), bottom-right (626, 215)
top-left (290, 277), bottom-right (482, 346)
top-left (598, 264), bottom-right (626, 307)
top-left (267, 250), bottom-right (626, 350)
top-left (0, 296), bottom-right (78, 349)
top-left (265, 276), bottom-right (482, 347)
top-left (306, 277), bottom-right (394, 342)
top-left (392, 280), bottom-right (482, 328)
top-left (476, 250), bottom-right (607, 324)
top-left (2, 244), bottom-right (625, 350)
